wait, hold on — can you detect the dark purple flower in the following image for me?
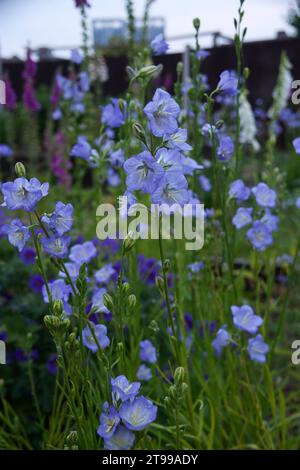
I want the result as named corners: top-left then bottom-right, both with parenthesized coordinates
top-left (29, 274), bottom-right (44, 294)
top-left (20, 247), bottom-right (36, 265)
top-left (47, 354), bottom-right (58, 375)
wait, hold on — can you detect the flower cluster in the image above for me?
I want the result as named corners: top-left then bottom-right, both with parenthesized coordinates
top-left (97, 375), bottom-right (157, 450)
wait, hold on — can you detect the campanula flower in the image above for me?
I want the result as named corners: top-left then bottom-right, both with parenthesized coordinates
top-left (79, 71), bottom-right (90, 92)
top-left (217, 70), bottom-right (238, 96)
top-left (95, 263), bottom-right (116, 284)
top-left (20, 247), bottom-right (36, 265)
top-left (167, 128), bottom-right (192, 152)
top-left (59, 262), bottom-right (80, 280)
top-left (151, 172), bottom-right (189, 206)
top-left (231, 305), bottom-right (263, 334)
top-left (260, 210), bottom-right (279, 232)
top-left (0, 144), bottom-right (13, 158)
top-left (43, 202), bottom-right (74, 236)
top-left (110, 149), bottom-right (124, 168)
top-left (293, 137), bottom-right (300, 154)
top-left (139, 340), bottom-right (157, 364)
top-left (70, 48), bottom-right (83, 64)
top-left (196, 49), bottom-right (210, 61)
top-left (188, 261), bottom-right (204, 273)
top-left (246, 221), bottom-right (273, 251)
top-left (111, 375), bottom-right (141, 402)
top-left (247, 334), bottom-right (269, 363)
top-left (136, 365), bottom-right (152, 381)
top-left (70, 136), bottom-right (92, 161)
top-left (74, 0), bottom-right (90, 8)
top-left (6, 218), bottom-right (30, 252)
top-left (1, 177), bottom-right (49, 212)
top-left (119, 396), bottom-right (157, 431)
top-left (92, 287), bottom-right (110, 314)
top-left (212, 326), bottom-right (230, 355)
top-left (229, 179), bottom-right (250, 201)
top-left (199, 175), bottom-right (212, 192)
top-left (252, 183), bottom-right (276, 208)
top-left (101, 98), bottom-right (125, 128)
top-left (217, 135), bottom-right (234, 161)
top-left (181, 156), bottom-right (203, 175)
top-left (42, 279), bottom-right (72, 305)
top-left (41, 234), bottom-right (71, 259)
top-left (103, 425), bottom-right (135, 450)
top-left (97, 405), bottom-right (120, 439)
top-left (151, 33), bottom-right (169, 55)
top-left (82, 323), bottom-right (110, 352)
top-left (124, 151), bottom-right (164, 194)
top-left (69, 241), bottom-right (97, 265)
top-left (232, 207), bottom-right (253, 229)
top-left (144, 89), bottom-right (180, 137)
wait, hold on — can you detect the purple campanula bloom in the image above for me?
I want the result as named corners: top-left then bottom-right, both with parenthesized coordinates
top-left (4, 79), bottom-right (17, 110)
top-left (139, 340), bottom-right (157, 364)
top-left (212, 326), bottom-right (230, 356)
top-left (151, 172), bottom-right (189, 206)
top-left (79, 71), bottom-right (89, 92)
top-left (217, 135), bottom-right (234, 161)
top-left (107, 168), bottom-right (121, 187)
top-left (1, 177), bottom-right (49, 212)
top-left (70, 136), bottom-right (91, 161)
top-left (103, 425), bottom-right (135, 450)
top-left (59, 262), bottom-right (80, 280)
top-left (202, 123), bottom-right (217, 138)
top-left (42, 279), bottom-right (72, 304)
top-left (292, 137), bottom-right (300, 154)
top-left (111, 375), bottom-right (141, 402)
top-left (47, 354), bottom-right (58, 375)
top-left (217, 70), bottom-right (238, 96)
top-left (144, 88), bottom-right (180, 137)
top-left (110, 149), bottom-right (124, 168)
top-left (231, 305), bottom-right (263, 334)
top-left (41, 234), bottom-right (71, 259)
top-left (260, 210), bottom-right (279, 232)
top-left (29, 274), bottom-right (44, 294)
top-left (156, 148), bottom-right (183, 174)
top-left (296, 197), bottom-right (300, 209)
top-left (199, 175), bottom-right (212, 192)
top-left (92, 287), bottom-right (109, 314)
top-left (70, 48), bottom-right (83, 64)
top-left (124, 151), bottom-right (164, 194)
top-left (229, 179), bottom-right (250, 201)
top-left (23, 82), bottom-right (41, 112)
top-left (52, 108), bottom-right (62, 120)
top-left (247, 334), bottom-right (269, 363)
top-left (97, 405), bottom-right (120, 440)
top-left (136, 364), bottom-right (152, 381)
top-left (151, 33), bottom-right (169, 55)
top-left (42, 202), bottom-right (74, 236)
top-left (95, 263), bottom-right (116, 284)
top-left (101, 98), bottom-right (125, 128)
top-left (20, 247), bottom-right (36, 265)
top-left (82, 323), bottom-right (110, 352)
top-left (246, 221), bottom-right (273, 251)
top-left (119, 396), bottom-right (157, 431)
top-left (187, 261), bottom-right (204, 273)
top-left (167, 128), bottom-right (192, 152)
top-left (196, 49), bottom-right (210, 61)
top-left (69, 240), bottom-right (97, 265)
top-left (74, 0), bottom-right (90, 7)
top-left (181, 156), bottom-right (203, 175)
top-left (0, 144), bottom-right (13, 158)
top-left (138, 255), bottom-right (159, 285)
top-left (6, 218), bottom-right (30, 252)
top-left (252, 183), bottom-right (276, 208)
top-left (232, 207), bottom-right (253, 229)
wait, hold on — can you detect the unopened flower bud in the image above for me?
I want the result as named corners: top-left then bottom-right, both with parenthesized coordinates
top-left (15, 162), bottom-right (26, 178)
top-left (193, 18), bottom-right (201, 31)
top-left (53, 299), bottom-right (63, 316)
top-left (128, 294), bottom-right (136, 309)
top-left (163, 259), bottom-right (171, 272)
top-left (122, 282), bottom-right (130, 295)
top-left (118, 98), bottom-right (126, 113)
top-left (176, 62), bottom-right (183, 76)
top-left (216, 120), bottom-right (224, 130)
top-left (243, 67), bottom-right (250, 80)
top-left (180, 382), bottom-right (189, 395)
top-left (117, 342), bottom-right (124, 354)
top-left (103, 293), bottom-right (114, 311)
top-left (123, 231), bottom-right (136, 254)
top-left (132, 122), bottom-right (146, 142)
top-left (155, 276), bottom-right (164, 295)
top-left (174, 367), bottom-right (185, 385)
top-left (138, 64), bottom-right (163, 80)
top-left (149, 320), bottom-right (160, 333)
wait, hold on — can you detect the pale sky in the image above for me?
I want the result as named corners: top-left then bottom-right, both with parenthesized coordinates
top-left (0, 0), bottom-right (294, 58)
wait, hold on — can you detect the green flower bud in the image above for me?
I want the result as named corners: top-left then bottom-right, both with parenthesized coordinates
top-left (118, 98), bottom-right (126, 113)
top-left (132, 122), bottom-right (146, 142)
top-left (193, 18), bottom-right (201, 31)
top-left (174, 367), bottom-right (185, 385)
top-left (216, 120), bottom-right (224, 130)
top-left (123, 231), bottom-right (136, 254)
top-left (163, 259), bottom-right (171, 272)
top-left (128, 294), bottom-right (136, 309)
top-left (15, 162), bottom-right (26, 178)
top-left (149, 320), bottom-right (160, 333)
top-left (122, 282), bottom-right (130, 295)
top-left (103, 293), bottom-right (114, 311)
top-left (155, 276), bottom-right (164, 295)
